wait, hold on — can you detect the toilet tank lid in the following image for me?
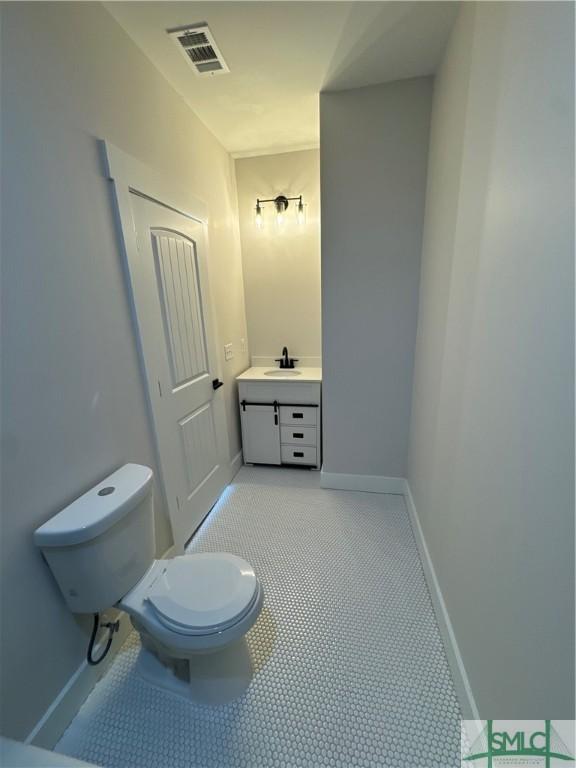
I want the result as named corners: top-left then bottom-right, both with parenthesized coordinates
top-left (34, 464), bottom-right (153, 548)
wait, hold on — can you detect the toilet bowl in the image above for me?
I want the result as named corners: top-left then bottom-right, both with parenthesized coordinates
top-left (121, 553), bottom-right (263, 652)
top-left (33, 464), bottom-right (264, 703)
top-left (119, 553), bottom-right (264, 702)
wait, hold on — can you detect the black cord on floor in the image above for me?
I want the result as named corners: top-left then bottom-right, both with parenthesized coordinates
top-left (87, 613), bottom-right (120, 666)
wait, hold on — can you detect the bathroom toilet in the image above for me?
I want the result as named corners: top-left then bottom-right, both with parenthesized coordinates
top-left (118, 551), bottom-right (263, 703)
top-left (34, 464), bottom-right (263, 703)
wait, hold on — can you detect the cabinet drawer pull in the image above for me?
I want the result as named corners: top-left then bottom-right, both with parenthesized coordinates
top-left (293, 451), bottom-right (304, 458)
top-left (292, 432), bottom-right (304, 439)
top-left (292, 412), bottom-right (304, 419)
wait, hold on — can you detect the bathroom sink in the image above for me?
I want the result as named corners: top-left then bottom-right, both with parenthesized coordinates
top-left (264, 369), bottom-right (302, 377)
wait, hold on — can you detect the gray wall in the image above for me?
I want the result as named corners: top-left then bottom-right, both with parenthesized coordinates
top-left (408, 2), bottom-right (575, 716)
top-left (1, 2), bottom-right (248, 739)
top-left (320, 79), bottom-right (432, 478)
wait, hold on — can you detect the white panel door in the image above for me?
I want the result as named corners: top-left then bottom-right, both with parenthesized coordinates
top-left (124, 192), bottom-right (229, 547)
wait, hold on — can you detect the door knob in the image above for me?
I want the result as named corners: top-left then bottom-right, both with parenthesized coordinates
top-left (212, 378), bottom-right (224, 390)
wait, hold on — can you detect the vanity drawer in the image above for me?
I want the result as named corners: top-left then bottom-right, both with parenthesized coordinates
top-left (281, 445), bottom-right (317, 466)
top-left (280, 425), bottom-right (317, 446)
top-left (279, 406), bottom-right (317, 426)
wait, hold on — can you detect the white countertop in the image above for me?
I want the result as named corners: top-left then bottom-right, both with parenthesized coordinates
top-left (236, 366), bottom-right (322, 383)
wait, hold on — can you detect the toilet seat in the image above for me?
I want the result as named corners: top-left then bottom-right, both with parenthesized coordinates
top-left (145, 554), bottom-right (258, 636)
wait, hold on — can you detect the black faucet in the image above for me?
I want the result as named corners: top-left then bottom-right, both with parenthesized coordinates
top-left (275, 346), bottom-right (298, 369)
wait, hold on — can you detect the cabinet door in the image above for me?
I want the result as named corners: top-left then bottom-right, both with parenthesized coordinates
top-left (241, 405), bottom-right (281, 465)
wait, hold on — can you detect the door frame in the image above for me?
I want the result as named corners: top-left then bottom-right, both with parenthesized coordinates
top-left (102, 141), bottom-right (230, 552)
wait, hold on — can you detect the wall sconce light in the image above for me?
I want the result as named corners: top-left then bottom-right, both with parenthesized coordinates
top-left (255, 195), bottom-right (305, 227)
top-left (297, 197), bottom-right (305, 225)
top-left (255, 200), bottom-right (263, 228)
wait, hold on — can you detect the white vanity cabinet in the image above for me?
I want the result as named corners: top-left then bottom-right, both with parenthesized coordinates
top-left (236, 369), bottom-right (322, 469)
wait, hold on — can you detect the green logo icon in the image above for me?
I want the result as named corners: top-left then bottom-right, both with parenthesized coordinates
top-left (463, 720), bottom-right (574, 766)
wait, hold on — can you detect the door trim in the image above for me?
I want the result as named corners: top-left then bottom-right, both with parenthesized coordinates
top-left (102, 141), bottom-right (230, 551)
top-left (103, 141), bottom-right (207, 223)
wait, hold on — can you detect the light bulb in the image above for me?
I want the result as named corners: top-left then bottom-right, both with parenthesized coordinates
top-left (274, 196), bottom-right (288, 226)
top-left (297, 199), bottom-right (305, 225)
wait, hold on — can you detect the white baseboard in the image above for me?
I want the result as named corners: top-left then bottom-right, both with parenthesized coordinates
top-left (161, 544), bottom-right (176, 559)
top-left (320, 471), bottom-right (406, 494)
top-left (403, 481), bottom-right (479, 720)
top-left (228, 450), bottom-right (243, 482)
top-left (26, 614), bottom-right (132, 749)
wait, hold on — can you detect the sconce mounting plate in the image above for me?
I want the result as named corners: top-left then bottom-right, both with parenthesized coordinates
top-left (274, 195), bottom-right (289, 212)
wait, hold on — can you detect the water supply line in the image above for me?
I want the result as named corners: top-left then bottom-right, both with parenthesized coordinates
top-left (87, 613), bottom-right (120, 666)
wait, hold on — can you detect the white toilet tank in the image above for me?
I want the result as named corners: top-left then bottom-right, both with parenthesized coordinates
top-left (34, 464), bottom-right (155, 614)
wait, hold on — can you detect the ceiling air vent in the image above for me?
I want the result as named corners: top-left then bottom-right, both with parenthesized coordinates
top-left (167, 23), bottom-right (229, 77)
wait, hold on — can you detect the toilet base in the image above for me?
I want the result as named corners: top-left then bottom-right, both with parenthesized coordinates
top-left (135, 637), bottom-right (254, 705)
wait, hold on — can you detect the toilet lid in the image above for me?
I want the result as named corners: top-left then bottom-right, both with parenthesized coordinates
top-left (145, 554), bottom-right (258, 635)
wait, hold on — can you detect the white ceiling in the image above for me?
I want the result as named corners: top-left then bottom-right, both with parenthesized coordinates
top-left (105, 1), bottom-right (458, 157)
